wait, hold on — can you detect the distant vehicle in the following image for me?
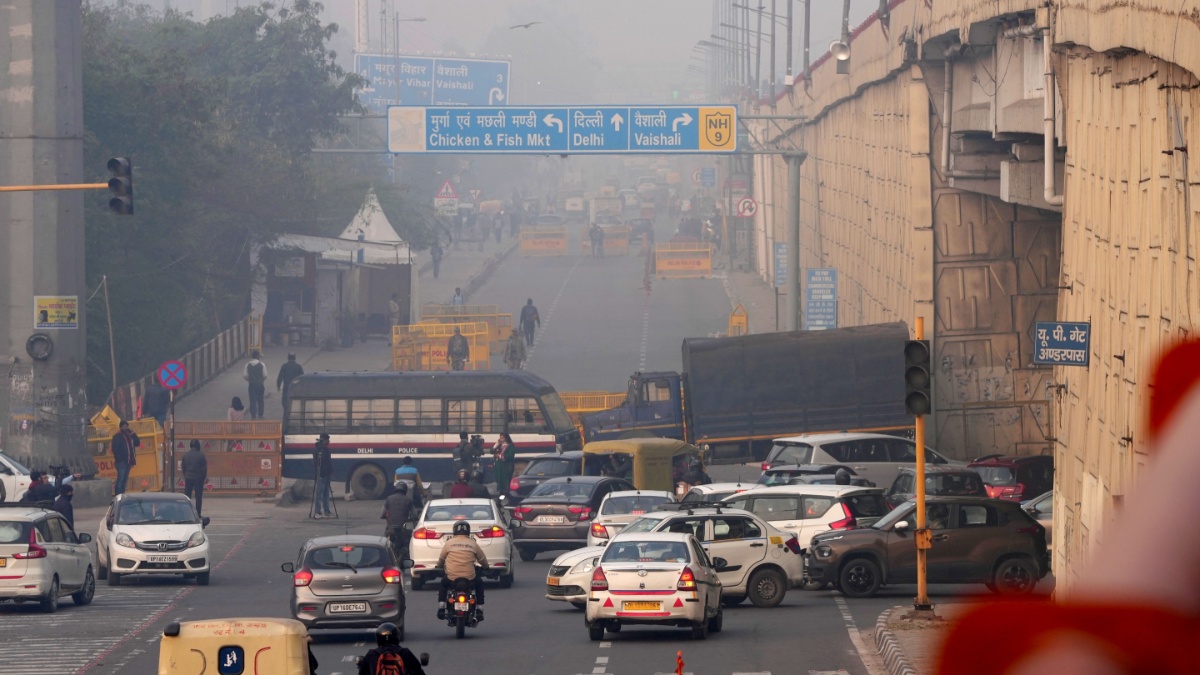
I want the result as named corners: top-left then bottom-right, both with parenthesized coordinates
top-left (1022, 490), bottom-right (1053, 545)
top-left (409, 498), bottom-right (515, 590)
top-left (677, 482), bottom-right (754, 505)
top-left (535, 214), bottom-right (566, 227)
top-left (884, 466), bottom-right (987, 508)
top-left (755, 464), bottom-right (869, 487)
top-left (968, 455), bottom-right (1054, 503)
top-left (0, 503), bottom-right (94, 612)
top-left (97, 492), bottom-right (211, 586)
top-left (586, 490), bottom-right (675, 546)
top-left (510, 476), bottom-right (634, 560)
top-left (761, 432), bottom-right (963, 488)
top-left (0, 451), bottom-right (34, 503)
top-left (545, 545), bottom-right (604, 609)
top-left (721, 485), bottom-right (891, 553)
top-left (507, 451), bottom-right (604, 504)
top-left (594, 214), bottom-right (622, 227)
top-left (619, 189), bottom-right (639, 210)
top-left (280, 534), bottom-right (409, 632)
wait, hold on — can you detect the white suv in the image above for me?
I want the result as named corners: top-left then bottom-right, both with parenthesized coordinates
top-left (0, 451), bottom-right (34, 503)
top-left (97, 493), bottom-right (211, 586)
top-left (761, 433), bottom-right (963, 488)
top-left (0, 504), bottom-right (95, 612)
top-left (721, 485), bottom-right (892, 553)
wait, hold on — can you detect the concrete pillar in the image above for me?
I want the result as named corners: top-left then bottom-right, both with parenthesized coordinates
top-left (0, 1), bottom-right (93, 472)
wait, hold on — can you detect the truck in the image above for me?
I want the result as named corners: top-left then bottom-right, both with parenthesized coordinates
top-left (589, 195), bottom-right (623, 220)
top-left (581, 322), bottom-right (913, 462)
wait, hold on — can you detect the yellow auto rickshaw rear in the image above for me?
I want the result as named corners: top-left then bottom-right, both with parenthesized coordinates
top-left (158, 617), bottom-right (314, 675)
top-left (582, 437), bottom-right (706, 493)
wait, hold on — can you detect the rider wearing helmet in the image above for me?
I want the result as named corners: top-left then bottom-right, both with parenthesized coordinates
top-left (467, 470), bottom-right (492, 499)
top-left (357, 622), bottom-right (425, 675)
top-left (436, 520), bottom-right (488, 620)
top-left (381, 480), bottom-right (416, 559)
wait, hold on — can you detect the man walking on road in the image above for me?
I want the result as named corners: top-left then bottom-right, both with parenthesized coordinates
top-left (242, 351), bottom-right (269, 419)
top-left (111, 420), bottom-right (140, 496)
top-left (389, 293), bottom-right (402, 328)
top-left (504, 329), bottom-right (526, 370)
top-left (182, 439), bottom-right (208, 516)
top-left (519, 298), bottom-right (540, 347)
top-left (277, 352), bottom-right (304, 413)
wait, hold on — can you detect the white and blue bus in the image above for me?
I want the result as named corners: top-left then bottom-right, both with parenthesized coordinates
top-left (282, 371), bottom-right (583, 499)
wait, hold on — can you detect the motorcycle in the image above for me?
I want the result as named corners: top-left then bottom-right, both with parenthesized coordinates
top-left (441, 574), bottom-right (481, 639)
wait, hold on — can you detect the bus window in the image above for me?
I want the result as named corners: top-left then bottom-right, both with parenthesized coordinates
top-left (303, 399), bottom-right (348, 433)
top-left (397, 399), bottom-right (444, 432)
top-left (508, 398), bottom-right (546, 432)
top-left (482, 398), bottom-right (506, 433)
top-left (447, 399), bottom-right (478, 433)
top-left (351, 399), bottom-right (395, 432)
top-left (287, 399), bottom-right (303, 431)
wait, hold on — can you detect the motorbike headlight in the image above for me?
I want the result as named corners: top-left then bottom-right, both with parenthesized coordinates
top-left (187, 531), bottom-right (206, 549)
top-left (570, 559), bottom-right (595, 574)
top-left (115, 532), bottom-right (136, 548)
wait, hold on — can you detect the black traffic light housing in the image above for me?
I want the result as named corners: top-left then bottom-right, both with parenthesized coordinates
top-left (904, 339), bottom-right (932, 416)
top-left (107, 157), bottom-right (133, 215)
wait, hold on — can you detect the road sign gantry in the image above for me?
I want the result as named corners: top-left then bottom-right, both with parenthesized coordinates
top-left (388, 105), bottom-right (738, 154)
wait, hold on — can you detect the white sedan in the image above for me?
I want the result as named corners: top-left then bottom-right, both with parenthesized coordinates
top-left (545, 545), bottom-right (605, 609)
top-left (409, 498), bottom-right (515, 591)
top-left (587, 490), bottom-right (675, 546)
top-left (0, 451), bottom-right (34, 503)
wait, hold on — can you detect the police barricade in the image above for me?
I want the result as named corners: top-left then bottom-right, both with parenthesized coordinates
top-left (88, 408), bottom-right (164, 493)
top-left (519, 226), bottom-right (569, 256)
top-left (560, 391), bottom-right (626, 434)
top-left (170, 420), bottom-right (283, 495)
top-left (580, 225), bottom-right (632, 256)
top-left (654, 242), bottom-right (713, 279)
top-left (728, 304), bottom-right (749, 336)
top-left (418, 304), bottom-right (513, 354)
top-left (392, 321), bottom-right (491, 371)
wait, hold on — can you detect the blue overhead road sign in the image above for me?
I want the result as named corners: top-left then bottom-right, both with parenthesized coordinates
top-left (387, 105), bottom-right (739, 154)
top-left (354, 53), bottom-right (510, 114)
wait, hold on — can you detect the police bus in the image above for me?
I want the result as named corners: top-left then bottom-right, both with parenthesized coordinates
top-left (282, 371), bottom-right (582, 499)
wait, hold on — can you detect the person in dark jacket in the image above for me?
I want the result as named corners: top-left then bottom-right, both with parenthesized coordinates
top-left (111, 421), bottom-right (140, 496)
top-left (53, 483), bottom-right (75, 530)
top-left (468, 471), bottom-right (491, 499)
top-left (181, 439), bottom-right (208, 516)
top-left (276, 353), bottom-right (304, 412)
top-left (141, 377), bottom-right (171, 429)
top-left (22, 471), bottom-right (57, 503)
top-left (313, 433), bottom-right (334, 518)
top-left (453, 432), bottom-right (472, 471)
top-left (449, 468), bottom-right (474, 499)
top-left (381, 482), bottom-right (415, 559)
top-left (357, 623), bottom-right (425, 675)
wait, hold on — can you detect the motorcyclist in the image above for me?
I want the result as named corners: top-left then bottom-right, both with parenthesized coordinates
top-left (449, 468), bottom-right (474, 499)
top-left (436, 520), bottom-right (488, 621)
top-left (834, 468), bottom-right (852, 485)
top-left (357, 622), bottom-right (425, 675)
top-left (467, 471), bottom-right (492, 499)
top-left (679, 458), bottom-right (712, 486)
top-left (381, 481), bottom-right (415, 560)
top-left (447, 327), bottom-right (470, 371)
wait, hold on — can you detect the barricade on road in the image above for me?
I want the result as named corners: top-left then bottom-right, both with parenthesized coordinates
top-left (392, 321), bottom-right (491, 371)
top-left (655, 242), bottom-right (713, 279)
top-left (728, 304), bottom-right (749, 336)
top-left (420, 304), bottom-right (514, 353)
top-left (87, 409), bottom-right (163, 493)
top-left (170, 420), bottom-right (283, 495)
top-left (560, 391), bottom-right (626, 434)
top-left (519, 226), bottom-right (569, 256)
top-left (580, 225), bottom-right (632, 256)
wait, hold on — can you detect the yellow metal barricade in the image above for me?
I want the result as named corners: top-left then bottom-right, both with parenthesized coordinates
top-left (560, 391), bottom-right (626, 434)
top-left (519, 226), bottom-right (569, 256)
top-left (392, 333), bottom-right (419, 371)
top-left (419, 305), bottom-right (513, 353)
top-left (393, 321), bottom-right (491, 371)
top-left (88, 408), bottom-right (164, 493)
top-left (169, 420), bottom-right (283, 495)
top-left (728, 304), bottom-right (749, 336)
top-left (655, 242), bottom-right (713, 279)
top-left (580, 225), bottom-right (631, 256)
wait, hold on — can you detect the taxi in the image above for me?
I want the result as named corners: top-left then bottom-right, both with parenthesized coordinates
top-left (158, 618), bottom-right (315, 675)
top-left (545, 545), bottom-right (604, 608)
top-left (409, 498), bottom-right (516, 590)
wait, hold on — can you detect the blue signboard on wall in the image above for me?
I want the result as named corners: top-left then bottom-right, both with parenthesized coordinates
top-left (774, 243), bottom-right (787, 288)
top-left (805, 268), bottom-right (838, 331)
top-left (1032, 321), bottom-right (1091, 366)
top-left (354, 53), bottom-right (510, 114)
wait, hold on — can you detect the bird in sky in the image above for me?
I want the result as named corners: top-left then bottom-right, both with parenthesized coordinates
top-left (510, 22), bottom-right (541, 29)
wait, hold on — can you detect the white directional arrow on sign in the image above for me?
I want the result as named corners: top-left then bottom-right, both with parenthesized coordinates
top-left (673, 112), bottom-right (694, 132)
top-left (489, 87), bottom-right (505, 104)
top-left (543, 113), bottom-right (563, 133)
top-left (611, 113), bottom-right (624, 131)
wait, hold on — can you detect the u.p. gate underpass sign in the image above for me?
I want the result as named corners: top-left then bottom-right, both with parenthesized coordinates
top-left (387, 105), bottom-right (738, 154)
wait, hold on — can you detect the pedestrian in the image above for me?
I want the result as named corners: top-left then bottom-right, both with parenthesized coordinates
top-left (449, 468), bottom-right (474, 498)
top-left (227, 396), bottom-right (245, 422)
top-left (478, 213), bottom-right (491, 251)
top-left (519, 298), bottom-right (540, 346)
top-left (468, 470), bottom-right (491, 499)
top-left (453, 432), bottom-right (472, 472)
top-left (494, 213), bottom-right (503, 243)
top-left (491, 433), bottom-right (516, 498)
top-left (242, 350), bottom-right (269, 419)
top-left (453, 212), bottom-right (464, 245)
top-left (430, 240), bottom-right (444, 279)
top-left (141, 376), bottom-right (170, 429)
top-left (182, 439), bottom-right (208, 516)
top-left (447, 327), bottom-right (470, 371)
top-left (313, 433), bottom-right (334, 518)
top-left (451, 287), bottom-right (466, 306)
top-left (22, 471), bottom-right (57, 503)
top-left (504, 328), bottom-right (526, 370)
top-left (53, 483), bottom-right (74, 530)
top-left (111, 420), bottom-right (140, 496)
top-left (276, 352), bottom-right (304, 412)
top-left (389, 293), bottom-right (402, 329)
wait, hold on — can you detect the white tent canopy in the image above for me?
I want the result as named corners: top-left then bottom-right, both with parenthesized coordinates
top-left (339, 188), bottom-right (404, 245)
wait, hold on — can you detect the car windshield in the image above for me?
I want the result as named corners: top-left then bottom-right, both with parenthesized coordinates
top-left (932, 473), bottom-right (985, 495)
top-left (0, 521), bottom-right (31, 544)
top-left (603, 540), bottom-right (690, 564)
top-left (767, 442), bottom-right (813, 465)
top-left (974, 466), bottom-right (1017, 486)
top-left (529, 481), bottom-right (595, 499)
top-left (522, 458), bottom-right (576, 477)
top-left (117, 500), bottom-right (197, 524)
top-left (305, 544), bottom-right (387, 570)
top-left (843, 493), bottom-right (891, 519)
top-left (600, 495), bottom-right (672, 516)
top-left (0, 452), bottom-right (31, 475)
top-left (871, 503), bottom-right (914, 530)
top-left (758, 471), bottom-right (799, 486)
top-left (424, 504), bottom-right (496, 521)
top-left (618, 516), bottom-right (663, 535)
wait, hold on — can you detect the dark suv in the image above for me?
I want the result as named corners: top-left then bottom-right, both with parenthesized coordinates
top-left (884, 466), bottom-right (987, 508)
top-left (967, 455), bottom-right (1054, 503)
top-left (805, 496), bottom-right (1049, 598)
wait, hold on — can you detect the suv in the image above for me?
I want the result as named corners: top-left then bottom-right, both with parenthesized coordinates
top-left (884, 466), bottom-right (987, 508)
top-left (97, 492), bottom-right (211, 586)
top-left (968, 455), bottom-right (1054, 502)
top-left (756, 464), bottom-right (873, 488)
top-left (721, 485), bottom-right (892, 553)
top-left (0, 504), bottom-right (95, 612)
top-left (617, 505), bottom-right (804, 607)
top-left (0, 451), bottom-right (34, 503)
top-left (677, 482), bottom-right (754, 505)
top-left (761, 433), bottom-right (963, 488)
top-left (805, 496), bottom-right (1050, 598)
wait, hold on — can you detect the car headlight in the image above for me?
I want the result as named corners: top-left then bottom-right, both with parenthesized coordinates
top-left (570, 559), bottom-right (595, 574)
top-left (816, 546), bottom-right (833, 559)
top-left (187, 531), bottom-right (206, 549)
top-left (115, 532), bottom-right (136, 548)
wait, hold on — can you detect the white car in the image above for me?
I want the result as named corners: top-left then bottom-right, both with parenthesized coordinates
top-left (586, 490), bottom-right (675, 547)
top-left (585, 532), bottom-right (723, 641)
top-left (96, 492), bottom-right (211, 586)
top-left (409, 498), bottom-right (515, 591)
top-left (545, 545), bottom-right (604, 609)
top-left (677, 482), bottom-right (755, 505)
top-left (0, 451), bottom-right (34, 503)
top-left (0, 504), bottom-right (95, 612)
top-left (762, 433), bottom-right (965, 488)
top-left (721, 485), bottom-right (892, 553)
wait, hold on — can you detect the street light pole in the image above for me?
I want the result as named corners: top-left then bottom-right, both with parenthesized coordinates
top-left (786, 0), bottom-right (793, 82)
top-left (770, 0), bottom-right (777, 97)
top-left (786, 153), bottom-right (803, 330)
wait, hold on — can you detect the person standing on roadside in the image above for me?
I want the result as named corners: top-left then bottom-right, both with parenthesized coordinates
top-left (447, 327), bottom-right (470, 371)
top-left (453, 432), bottom-right (472, 472)
top-left (519, 298), bottom-right (540, 347)
top-left (182, 439), bottom-right (208, 516)
top-left (141, 376), bottom-right (170, 429)
top-left (53, 483), bottom-right (75, 530)
top-left (111, 420), bottom-right (140, 496)
top-left (227, 396), bottom-right (245, 421)
top-left (430, 240), bottom-right (444, 279)
top-left (451, 287), bottom-right (466, 307)
top-left (276, 352), bottom-right (304, 413)
top-left (313, 433), bottom-right (334, 519)
top-left (242, 350), bottom-right (269, 420)
top-left (491, 433), bottom-right (516, 499)
top-left (504, 329), bottom-right (526, 370)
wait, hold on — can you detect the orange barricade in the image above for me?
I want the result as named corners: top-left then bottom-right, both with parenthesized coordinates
top-left (88, 409), bottom-right (163, 492)
top-left (519, 226), bottom-right (569, 256)
top-left (655, 242), bottom-right (713, 279)
top-left (170, 420), bottom-right (282, 495)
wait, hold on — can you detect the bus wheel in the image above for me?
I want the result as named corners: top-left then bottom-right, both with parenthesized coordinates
top-left (349, 464), bottom-right (387, 500)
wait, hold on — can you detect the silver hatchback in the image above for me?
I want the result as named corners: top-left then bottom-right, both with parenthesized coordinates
top-left (280, 535), bottom-right (411, 634)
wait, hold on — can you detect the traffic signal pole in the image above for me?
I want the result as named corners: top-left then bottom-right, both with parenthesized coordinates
top-left (0, 183), bottom-right (107, 192)
top-left (913, 315), bottom-right (933, 611)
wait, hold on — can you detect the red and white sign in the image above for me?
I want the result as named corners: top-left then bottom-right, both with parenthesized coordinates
top-left (736, 196), bottom-right (758, 218)
top-left (691, 169), bottom-right (703, 185)
top-left (435, 180), bottom-right (458, 200)
top-left (434, 180), bottom-right (459, 216)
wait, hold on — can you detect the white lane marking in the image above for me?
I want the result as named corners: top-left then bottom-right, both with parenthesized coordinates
top-left (524, 257), bottom-right (581, 368)
top-left (638, 303), bottom-right (650, 370)
top-left (835, 594), bottom-right (878, 674)
top-left (596, 656), bottom-right (609, 664)
top-left (600, 641), bottom-right (611, 648)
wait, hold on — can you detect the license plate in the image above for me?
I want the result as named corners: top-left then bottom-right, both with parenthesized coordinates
top-left (546, 577), bottom-right (560, 586)
top-left (536, 515), bottom-right (566, 524)
top-left (454, 602), bottom-right (469, 611)
top-left (0, 558), bottom-right (6, 567)
top-left (328, 602), bottom-right (367, 614)
top-left (147, 555), bottom-right (177, 563)
top-left (622, 601), bottom-right (662, 611)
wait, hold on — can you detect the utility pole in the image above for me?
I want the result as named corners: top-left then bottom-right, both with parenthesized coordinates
top-left (786, 153), bottom-right (803, 330)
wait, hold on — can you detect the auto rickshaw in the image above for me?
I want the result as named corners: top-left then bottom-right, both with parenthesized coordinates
top-left (158, 618), bottom-right (317, 675)
top-left (581, 437), bottom-right (707, 494)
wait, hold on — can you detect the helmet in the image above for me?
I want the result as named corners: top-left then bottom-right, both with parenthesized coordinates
top-left (394, 481), bottom-right (408, 494)
top-left (470, 471), bottom-right (484, 483)
top-left (452, 520), bottom-right (471, 536)
top-left (375, 622), bottom-right (400, 647)
top-left (834, 468), bottom-right (851, 485)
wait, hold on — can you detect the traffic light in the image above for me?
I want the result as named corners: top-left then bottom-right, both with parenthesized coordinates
top-left (107, 157), bottom-right (133, 215)
top-left (904, 339), bottom-right (932, 416)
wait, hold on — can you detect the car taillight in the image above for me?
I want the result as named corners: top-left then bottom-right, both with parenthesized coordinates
top-left (382, 568), bottom-right (403, 584)
top-left (293, 569), bottom-right (314, 587)
top-left (677, 567), bottom-right (697, 591)
top-left (986, 484), bottom-right (1024, 500)
top-left (14, 528), bottom-right (46, 560)
top-left (783, 536), bottom-right (802, 554)
top-left (509, 477), bottom-right (520, 492)
top-left (590, 522), bottom-right (609, 539)
top-left (591, 566), bottom-right (608, 591)
top-left (828, 503), bottom-right (857, 530)
top-left (761, 462), bottom-right (771, 471)
top-left (513, 506), bottom-right (533, 521)
top-left (477, 525), bottom-right (506, 538)
top-left (569, 505), bottom-right (593, 521)
top-left (412, 527), bottom-right (438, 540)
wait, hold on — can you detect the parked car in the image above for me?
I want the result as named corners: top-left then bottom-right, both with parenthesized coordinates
top-left (677, 482), bottom-right (754, 505)
top-left (585, 532), bottom-right (723, 641)
top-left (805, 496), bottom-right (1050, 598)
top-left (0, 503), bottom-right (95, 612)
top-left (280, 534), bottom-right (409, 633)
top-left (617, 505), bottom-right (804, 607)
top-left (511, 476), bottom-right (635, 560)
top-left (1022, 490), bottom-right (1053, 545)
top-left (721, 485), bottom-right (891, 553)
top-left (0, 451), bottom-right (34, 503)
top-left (96, 492), bottom-right (211, 586)
top-left (761, 433), bottom-right (963, 488)
top-left (586, 490), bottom-right (675, 546)
top-left (409, 498), bottom-right (515, 591)
top-left (756, 464), bottom-right (872, 488)
top-left (507, 452), bottom-right (604, 504)
top-left (545, 545), bottom-right (604, 609)
top-left (968, 455), bottom-right (1054, 502)
top-left (884, 466), bottom-right (988, 508)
